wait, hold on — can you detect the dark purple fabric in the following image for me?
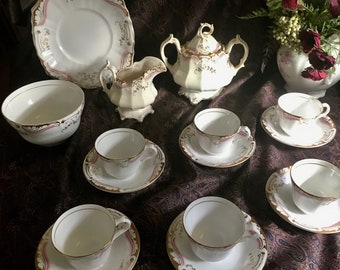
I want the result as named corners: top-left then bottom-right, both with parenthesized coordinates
top-left (1, 1), bottom-right (339, 269)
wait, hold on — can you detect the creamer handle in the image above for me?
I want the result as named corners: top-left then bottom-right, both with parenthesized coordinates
top-left (225, 35), bottom-right (249, 71)
top-left (99, 60), bottom-right (117, 92)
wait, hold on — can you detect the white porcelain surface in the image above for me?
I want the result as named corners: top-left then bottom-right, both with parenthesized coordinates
top-left (290, 159), bottom-right (340, 215)
top-left (83, 140), bottom-right (165, 193)
top-left (277, 34), bottom-right (340, 99)
top-left (179, 124), bottom-right (255, 167)
top-left (95, 128), bottom-right (151, 179)
top-left (260, 106), bottom-right (336, 148)
top-left (265, 167), bottom-right (340, 234)
top-left (183, 197), bottom-right (245, 262)
top-left (31, 0), bottom-right (135, 89)
top-left (100, 57), bottom-right (166, 121)
top-left (160, 23), bottom-right (248, 103)
top-left (167, 211), bottom-right (267, 269)
top-left (194, 108), bottom-right (241, 155)
top-left (35, 209), bottom-right (140, 270)
top-left (178, 87), bottom-right (224, 105)
top-left (277, 93), bottom-right (330, 136)
top-left (51, 204), bottom-right (131, 269)
top-left (1, 80), bottom-right (84, 146)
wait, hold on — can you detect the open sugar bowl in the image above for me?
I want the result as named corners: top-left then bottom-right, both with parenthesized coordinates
top-left (1, 80), bottom-right (84, 146)
top-left (290, 159), bottom-right (340, 215)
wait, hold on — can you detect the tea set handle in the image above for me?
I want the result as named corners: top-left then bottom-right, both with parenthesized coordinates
top-left (112, 215), bottom-right (131, 242)
top-left (318, 103), bottom-right (330, 118)
top-left (225, 35), bottom-right (249, 71)
top-left (109, 209), bottom-right (132, 242)
top-left (160, 34), bottom-right (181, 73)
top-left (99, 60), bottom-right (117, 91)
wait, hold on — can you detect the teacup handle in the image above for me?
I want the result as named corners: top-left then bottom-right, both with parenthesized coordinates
top-left (140, 143), bottom-right (158, 166)
top-left (112, 215), bottom-right (131, 242)
top-left (238, 126), bottom-right (251, 137)
top-left (318, 103), bottom-right (330, 119)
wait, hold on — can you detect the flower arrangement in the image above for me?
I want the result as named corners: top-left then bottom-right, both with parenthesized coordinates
top-left (244, 0), bottom-right (340, 81)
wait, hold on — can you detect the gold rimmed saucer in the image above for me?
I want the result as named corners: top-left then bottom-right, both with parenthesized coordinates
top-left (35, 209), bottom-right (140, 270)
top-left (265, 167), bottom-right (340, 234)
top-left (261, 106), bottom-right (336, 148)
top-left (83, 140), bottom-right (165, 193)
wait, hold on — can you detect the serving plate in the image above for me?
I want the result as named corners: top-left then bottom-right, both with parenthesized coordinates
top-left (31, 0), bottom-right (135, 89)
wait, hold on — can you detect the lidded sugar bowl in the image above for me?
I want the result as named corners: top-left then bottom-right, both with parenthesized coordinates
top-left (160, 23), bottom-right (249, 104)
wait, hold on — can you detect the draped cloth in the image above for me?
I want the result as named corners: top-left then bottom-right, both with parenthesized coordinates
top-left (1, 1), bottom-right (339, 269)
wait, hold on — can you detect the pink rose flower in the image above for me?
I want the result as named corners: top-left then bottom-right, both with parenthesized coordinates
top-left (329, 0), bottom-right (340, 17)
top-left (299, 30), bottom-right (321, 53)
top-left (282, 0), bottom-right (298, 10)
top-left (308, 48), bottom-right (335, 70)
top-left (301, 67), bottom-right (328, 81)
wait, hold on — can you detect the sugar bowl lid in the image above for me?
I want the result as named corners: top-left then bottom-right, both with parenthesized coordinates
top-left (184, 23), bottom-right (222, 56)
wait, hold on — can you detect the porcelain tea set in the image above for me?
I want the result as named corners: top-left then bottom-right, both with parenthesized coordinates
top-left (99, 22), bottom-right (249, 120)
top-left (2, 0), bottom-right (339, 269)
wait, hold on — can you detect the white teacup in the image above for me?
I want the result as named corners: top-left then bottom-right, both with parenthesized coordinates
top-left (183, 196), bottom-right (245, 262)
top-left (277, 92), bottom-right (330, 135)
top-left (51, 204), bottom-right (131, 269)
top-left (95, 128), bottom-right (157, 179)
top-left (194, 108), bottom-right (241, 155)
top-left (290, 159), bottom-right (340, 215)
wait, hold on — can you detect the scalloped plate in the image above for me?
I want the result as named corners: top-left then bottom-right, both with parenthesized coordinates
top-left (31, 0), bottom-right (135, 89)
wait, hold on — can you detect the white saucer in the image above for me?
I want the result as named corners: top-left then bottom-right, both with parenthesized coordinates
top-left (261, 106), bottom-right (336, 148)
top-left (166, 211), bottom-right (268, 270)
top-left (31, 0), bottom-right (135, 89)
top-left (179, 124), bottom-right (256, 168)
top-left (35, 209), bottom-right (140, 270)
top-left (83, 140), bottom-right (165, 193)
top-left (265, 167), bottom-right (340, 234)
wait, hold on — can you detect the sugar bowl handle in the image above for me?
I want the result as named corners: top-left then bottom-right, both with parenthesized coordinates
top-left (225, 35), bottom-right (249, 71)
top-left (160, 34), bottom-right (181, 74)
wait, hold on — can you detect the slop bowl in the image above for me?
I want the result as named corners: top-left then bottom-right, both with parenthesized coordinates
top-left (1, 80), bottom-right (85, 146)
